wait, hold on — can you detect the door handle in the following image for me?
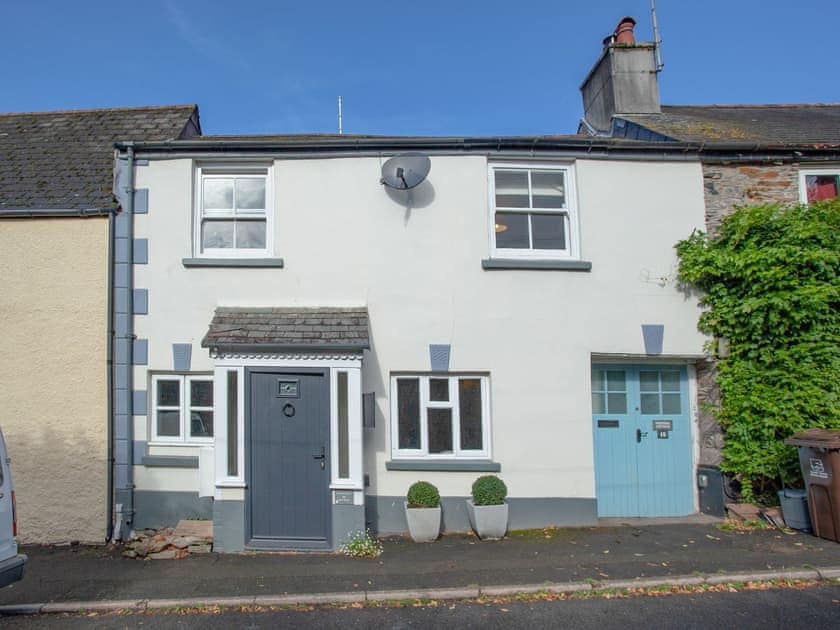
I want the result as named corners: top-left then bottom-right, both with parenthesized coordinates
top-left (636, 429), bottom-right (648, 443)
top-left (313, 446), bottom-right (326, 469)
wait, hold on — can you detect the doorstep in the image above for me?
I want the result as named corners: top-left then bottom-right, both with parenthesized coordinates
top-left (598, 514), bottom-right (723, 527)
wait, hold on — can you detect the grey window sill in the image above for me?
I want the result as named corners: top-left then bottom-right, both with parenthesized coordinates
top-left (385, 460), bottom-right (501, 472)
top-left (481, 258), bottom-right (592, 271)
top-left (182, 257), bottom-right (284, 268)
top-left (142, 455), bottom-right (199, 468)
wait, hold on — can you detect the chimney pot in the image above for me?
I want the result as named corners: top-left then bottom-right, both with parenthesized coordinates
top-left (614, 16), bottom-right (636, 44)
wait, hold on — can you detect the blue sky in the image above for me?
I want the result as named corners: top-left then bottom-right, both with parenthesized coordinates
top-left (1, 1), bottom-right (837, 136)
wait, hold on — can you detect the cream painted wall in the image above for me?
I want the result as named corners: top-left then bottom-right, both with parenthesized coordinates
top-left (133, 155), bottom-right (707, 500)
top-left (0, 217), bottom-right (109, 543)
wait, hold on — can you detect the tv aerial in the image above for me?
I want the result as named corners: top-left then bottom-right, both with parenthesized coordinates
top-left (380, 152), bottom-right (431, 190)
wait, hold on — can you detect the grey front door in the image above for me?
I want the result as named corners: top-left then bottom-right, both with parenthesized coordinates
top-left (247, 369), bottom-right (331, 549)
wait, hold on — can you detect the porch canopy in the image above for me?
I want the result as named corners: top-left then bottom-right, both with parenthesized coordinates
top-left (201, 307), bottom-right (370, 355)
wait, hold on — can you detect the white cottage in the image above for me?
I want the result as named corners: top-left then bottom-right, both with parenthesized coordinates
top-left (112, 133), bottom-right (707, 551)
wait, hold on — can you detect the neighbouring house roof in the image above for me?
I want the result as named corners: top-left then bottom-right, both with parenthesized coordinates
top-left (202, 307), bottom-right (370, 353)
top-left (620, 104), bottom-right (840, 146)
top-left (0, 104), bottom-right (200, 216)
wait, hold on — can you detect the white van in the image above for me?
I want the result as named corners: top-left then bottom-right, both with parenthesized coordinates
top-left (0, 428), bottom-right (26, 587)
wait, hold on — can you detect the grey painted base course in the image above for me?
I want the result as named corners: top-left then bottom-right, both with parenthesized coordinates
top-left (332, 504), bottom-right (365, 547)
top-left (213, 500), bottom-right (245, 553)
top-left (133, 491), bottom-right (213, 530)
top-left (135, 493), bottom-right (595, 548)
top-left (211, 500), bottom-right (363, 552)
top-left (366, 496), bottom-right (597, 535)
top-left (3, 567), bottom-right (834, 615)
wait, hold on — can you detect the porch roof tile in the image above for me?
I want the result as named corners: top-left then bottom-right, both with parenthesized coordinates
top-left (202, 307), bottom-right (370, 353)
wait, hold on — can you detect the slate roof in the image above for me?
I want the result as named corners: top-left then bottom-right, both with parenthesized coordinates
top-left (202, 307), bottom-right (370, 353)
top-left (620, 104), bottom-right (840, 145)
top-left (0, 105), bottom-right (199, 214)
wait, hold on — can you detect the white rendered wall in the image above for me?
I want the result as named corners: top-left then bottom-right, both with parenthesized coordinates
top-left (132, 155), bottom-right (706, 501)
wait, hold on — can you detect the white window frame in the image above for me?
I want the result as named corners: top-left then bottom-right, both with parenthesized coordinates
top-left (488, 162), bottom-right (580, 260)
top-left (799, 167), bottom-right (840, 204)
top-left (150, 373), bottom-right (215, 445)
top-left (193, 163), bottom-right (274, 258)
top-left (390, 374), bottom-right (491, 460)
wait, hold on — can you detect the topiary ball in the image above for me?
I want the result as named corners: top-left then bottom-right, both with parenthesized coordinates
top-left (407, 481), bottom-right (441, 509)
top-left (471, 475), bottom-right (507, 506)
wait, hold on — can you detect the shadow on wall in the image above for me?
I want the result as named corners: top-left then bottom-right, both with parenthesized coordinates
top-left (384, 180), bottom-right (436, 226)
top-left (361, 327), bottom-right (387, 495)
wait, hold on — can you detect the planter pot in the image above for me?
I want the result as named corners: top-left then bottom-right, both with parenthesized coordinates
top-left (404, 503), bottom-right (441, 543)
top-left (466, 499), bottom-right (508, 540)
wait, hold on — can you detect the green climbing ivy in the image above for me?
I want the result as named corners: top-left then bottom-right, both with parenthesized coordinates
top-left (676, 199), bottom-right (840, 501)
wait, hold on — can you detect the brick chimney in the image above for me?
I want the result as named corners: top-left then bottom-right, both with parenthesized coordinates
top-left (579, 16), bottom-right (660, 134)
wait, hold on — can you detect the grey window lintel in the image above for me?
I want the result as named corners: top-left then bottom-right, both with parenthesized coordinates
top-left (482, 258), bottom-right (592, 271)
top-left (182, 258), bottom-right (284, 268)
top-left (385, 459), bottom-right (501, 472)
top-left (142, 455), bottom-right (199, 468)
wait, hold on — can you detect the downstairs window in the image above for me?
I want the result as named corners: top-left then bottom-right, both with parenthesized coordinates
top-left (390, 374), bottom-right (490, 459)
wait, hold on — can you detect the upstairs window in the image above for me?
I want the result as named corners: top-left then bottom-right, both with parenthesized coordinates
top-left (195, 165), bottom-right (273, 257)
top-left (490, 164), bottom-right (578, 259)
top-left (800, 169), bottom-right (840, 204)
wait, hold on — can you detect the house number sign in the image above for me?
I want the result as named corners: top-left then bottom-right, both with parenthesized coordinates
top-left (278, 380), bottom-right (299, 397)
top-left (653, 419), bottom-right (673, 439)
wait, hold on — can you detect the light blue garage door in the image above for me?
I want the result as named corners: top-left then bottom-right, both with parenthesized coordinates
top-left (592, 365), bottom-right (694, 517)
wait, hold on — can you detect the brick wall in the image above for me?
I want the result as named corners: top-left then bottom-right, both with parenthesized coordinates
top-left (699, 162), bottom-right (800, 467)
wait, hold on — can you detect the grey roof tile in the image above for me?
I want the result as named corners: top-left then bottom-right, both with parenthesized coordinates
top-left (202, 307), bottom-right (370, 352)
top-left (620, 104), bottom-right (840, 145)
top-left (0, 105), bottom-right (199, 213)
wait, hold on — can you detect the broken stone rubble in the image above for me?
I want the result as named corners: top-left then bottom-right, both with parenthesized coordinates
top-left (122, 521), bottom-right (213, 559)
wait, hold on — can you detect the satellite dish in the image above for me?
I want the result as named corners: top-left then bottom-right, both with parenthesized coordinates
top-left (380, 152), bottom-right (431, 190)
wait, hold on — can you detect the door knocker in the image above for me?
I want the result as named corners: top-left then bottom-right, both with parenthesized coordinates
top-left (283, 403), bottom-right (296, 418)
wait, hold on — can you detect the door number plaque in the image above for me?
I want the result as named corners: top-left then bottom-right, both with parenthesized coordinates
top-left (653, 419), bottom-right (673, 439)
top-left (277, 379), bottom-right (300, 398)
top-left (334, 491), bottom-right (354, 505)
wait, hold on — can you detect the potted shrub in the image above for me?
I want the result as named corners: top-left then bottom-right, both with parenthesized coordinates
top-left (404, 481), bottom-right (441, 543)
top-left (466, 475), bottom-right (508, 540)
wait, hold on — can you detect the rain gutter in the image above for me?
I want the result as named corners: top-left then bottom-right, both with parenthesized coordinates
top-left (115, 137), bottom-right (702, 163)
top-left (0, 208), bottom-right (110, 218)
